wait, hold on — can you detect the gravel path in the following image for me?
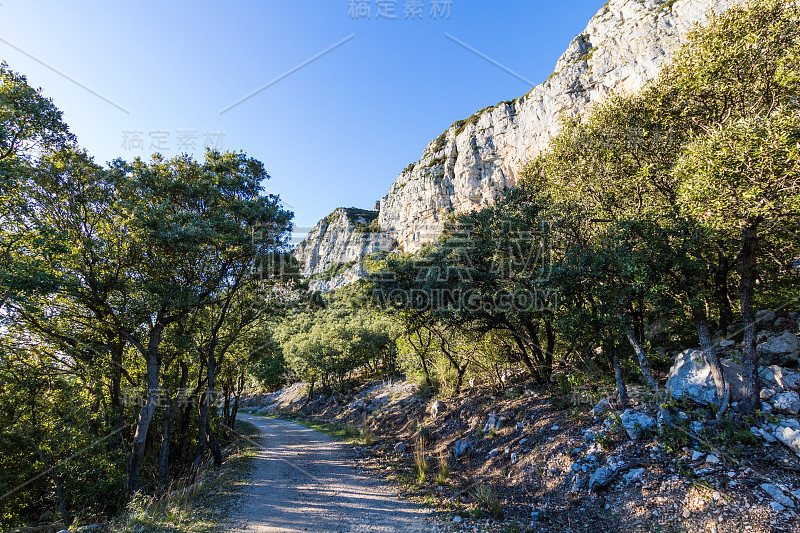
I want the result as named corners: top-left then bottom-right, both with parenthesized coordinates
top-left (232, 415), bottom-right (434, 533)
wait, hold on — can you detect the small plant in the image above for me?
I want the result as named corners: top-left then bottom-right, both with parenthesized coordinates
top-left (435, 453), bottom-right (450, 485)
top-left (359, 415), bottom-right (376, 445)
top-left (414, 435), bottom-right (429, 483)
top-left (471, 484), bottom-right (503, 519)
top-left (344, 422), bottom-right (360, 440)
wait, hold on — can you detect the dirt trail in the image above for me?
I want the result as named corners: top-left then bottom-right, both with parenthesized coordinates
top-left (232, 415), bottom-right (434, 533)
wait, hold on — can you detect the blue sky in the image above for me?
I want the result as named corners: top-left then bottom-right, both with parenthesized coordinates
top-left (0, 0), bottom-right (603, 237)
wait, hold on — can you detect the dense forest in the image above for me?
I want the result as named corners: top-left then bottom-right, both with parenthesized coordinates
top-left (275, 0), bottom-right (799, 410)
top-left (1, 0), bottom-right (799, 529)
top-left (0, 61), bottom-right (299, 526)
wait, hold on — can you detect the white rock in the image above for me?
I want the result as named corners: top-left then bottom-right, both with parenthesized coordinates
top-left (593, 398), bottom-right (613, 417)
top-left (760, 365), bottom-right (800, 392)
top-left (300, 0), bottom-right (740, 284)
top-left (453, 515), bottom-right (463, 523)
top-left (620, 409), bottom-right (655, 440)
top-left (666, 350), bottom-right (746, 405)
top-left (429, 400), bottom-right (445, 418)
top-left (758, 332), bottom-right (800, 366)
top-left (394, 441), bottom-right (406, 453)
top-left (705, 454), bottom-right (721, 465)
top-left (691, 451), bottom-right (706, 462)
top-left (774, 424), bottom-right (800, 457)
top-left (761, 483), bottom-right (795, 508)
top-left (772, 391), bottom-right (800, 415)
top-left (624, 468), bottom-right (646, 483)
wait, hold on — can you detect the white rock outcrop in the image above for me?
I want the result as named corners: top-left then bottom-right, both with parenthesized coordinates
top-left (299, 0), bottom-right (737, 287)
top-left (377, 0), bottom-right (735, 253)
top-left (293, 208), bottom-right (392, 291)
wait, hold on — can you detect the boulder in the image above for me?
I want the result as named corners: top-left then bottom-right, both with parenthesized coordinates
top-left (453, 439), bottom-right (471, 459)
top-left (772, 391), bottom-right (800, 415)
top-left (757, 331), bottom-right (800, 366)
top-left (620, 409), bottom-right (655, 440)
top-left (775, 317), bottom-right (796, 331)
top-left (760, 483), bottom-right (795, 508)
top-left (482, 414), bottom-right (504, 433)
top-left (756, 309), bottom-right (777, 328)
top-left (760, 365), bottom-right (800, 392)
top-left (666, 350), bottom-right (746, 406)
top-left (592, 398), bottom-right (612, 417)
top-left (589, 465), bottom-right (617, 492)
top-left (774, 421), bottom-right (800, 458)
top-left (623, 468), bottom-right (645, 484)
top-left (429, 400), bottom-right (444, 418)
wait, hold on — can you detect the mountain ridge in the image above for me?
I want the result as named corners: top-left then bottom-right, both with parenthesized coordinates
top-left (295, 0), bottom-right (736, 290)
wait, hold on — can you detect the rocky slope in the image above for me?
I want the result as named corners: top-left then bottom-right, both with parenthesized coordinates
top-left (293, 207), bottom-right (392, 291)
top-left (297, 0), bottom-right (736, 287)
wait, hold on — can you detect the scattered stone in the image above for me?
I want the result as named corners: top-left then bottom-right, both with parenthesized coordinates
top-left (511, 452), bottom-right (519, 464)
top-left (757, 331), bottom-right (800, 366)
top-left (429, 400), bottom-right (444, 418)
top-left (483, 414), bottom-right (504, 433)
top-left (760, 365), bottom-right (800, 391)
top-left (589, 465), bottom-right (617, 492)
top-left (592, 398), bottom-right (612, 417)
top-left (761, 388), bottom-right (777, 401)
top-left (488, 448), bottom-right (500, 458)
top-left (758, 428), bottom-right (778, 444)
top-left (772, 391), bottom-right (800, 415)
top-left (719, 339), bottom-right (736, 348)
top-left (551, 424), bottom-right (559, 431)
top-left (691, 451), bottom-right (706, 462)
top-left (756, 309), bottom-right (777, 328)
top-left (761, 483), bottom-right (795, 508)
top-left (453, 439), bottom-right (471, 460)
top-left (621, 409), bottom-right (655, 440)
top-left (394, 441), bottom-right (406, 453)
top-left (770, 501), bottom-right (787, 513)
top-left (683, 509), bottom-right (692, 518)
top-left (775, 317), bottom-right (795, 330)
top-left (453, 516), bottom-right (463, 523)
top-left (705, 454), bottom-right (721, 465)
top-left (623, 468), bottom-right (645, 484)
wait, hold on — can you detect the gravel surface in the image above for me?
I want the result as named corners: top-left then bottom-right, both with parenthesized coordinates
top-left (232, 415), bottom-right (434, 533)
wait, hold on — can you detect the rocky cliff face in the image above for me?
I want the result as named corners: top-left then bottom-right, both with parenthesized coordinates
top-left (297, 0), bottom-right (735, 288)
top-left (378, 0), bottom-right (734, 252)
top-left (293, 207), bottom-right (393, 292)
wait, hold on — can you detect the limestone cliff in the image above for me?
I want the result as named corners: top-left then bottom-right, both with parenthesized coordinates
top-left (297, 0), bottom-right (735, 288)
top-left (293, 207), bottom-right (393, 292)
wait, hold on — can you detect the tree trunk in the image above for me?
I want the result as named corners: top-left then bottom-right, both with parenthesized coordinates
top-left (33, 441), bottom-right (71, 528)
top-left (109, 336), bottom-right (126, 450)
top-left (126, 349), bottom-right (161, 496)
top-left (192, 337), bottom-right (217, 479)
top-left (544, 318), bottom-right (555, 380)
top-left (714, 247), bottom-right (733, 337)
top-left (158, 361), bottom-right (189, 490)
top-left (691, 301), bottom-right (730, 416)
top-left (606, 343), bottom-right (629, 409)
top-left (739, 222), bottom-right (761, 413)
top-left (620, 312), bottom-right (659, 400)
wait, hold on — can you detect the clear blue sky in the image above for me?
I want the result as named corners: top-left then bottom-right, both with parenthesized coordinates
top-left (0, 0), bottom-right (603, 237)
